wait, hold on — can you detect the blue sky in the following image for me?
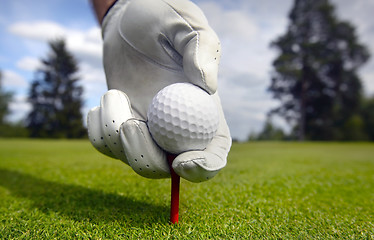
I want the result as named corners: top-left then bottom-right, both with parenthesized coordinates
top-left (1, 0), bottom-right (374, 141)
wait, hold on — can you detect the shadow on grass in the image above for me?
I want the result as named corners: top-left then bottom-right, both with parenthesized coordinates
top-left (0, 169), bottom-right (169, 226)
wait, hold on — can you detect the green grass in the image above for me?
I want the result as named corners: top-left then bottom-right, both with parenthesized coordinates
top-left (0, 139), bottom-right (373, 239)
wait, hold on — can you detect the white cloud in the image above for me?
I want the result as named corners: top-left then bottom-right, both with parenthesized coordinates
top-left (216, 70), bottom-right (278, 140)
top-left (9, 21), bottom-right (66, 41)
top-left (199, 2), bottom-right (258, 42)
top-left (2, 70), bottom-right (28, 88)
top-left (197, 1), bottom-right (290, 80)
top-left (361, 66), bottom-right (374, 95)
top-left (9, 21), bottom-right (103, 68)
top-left (2, 71), bottom-right (30, 122)
top-left (198, 2), bottom-right (264, 77)
top-left (66, 27), bottom-right (102, 65)
top-left (16, 57), bottom-right (42, 72)
top-left (330, 0), bottom-right (374, 96)
top-left (79, 62), bottom-right (108, 110)
top-left (8, 94), bottom-right (31, 122)
top-left (79, 62), bottom-right (105, 84)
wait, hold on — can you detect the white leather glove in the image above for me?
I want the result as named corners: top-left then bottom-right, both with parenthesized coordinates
top-left (87, 0), bottom-right (232, 182)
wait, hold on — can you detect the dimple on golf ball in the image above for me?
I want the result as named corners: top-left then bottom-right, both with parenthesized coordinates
top-left (147, 83), bottom-right (219, 154)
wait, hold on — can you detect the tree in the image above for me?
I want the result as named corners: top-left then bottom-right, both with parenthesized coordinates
top-left (250, 119), bottom-right (286, 141)
top-left (0, 70), bottom-right (28, 138)
top-left (27, 39), bottom-right (86, 138)
top-left (269, 0), bottom-right (370, 140)
top-left (0, 70), bottom-right (13, 126)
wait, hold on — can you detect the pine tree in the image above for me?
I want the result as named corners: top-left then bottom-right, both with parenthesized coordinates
top-left (27, 39), bottom-right (86, 138)
top-left (269, 0), bottom-right (370, 140)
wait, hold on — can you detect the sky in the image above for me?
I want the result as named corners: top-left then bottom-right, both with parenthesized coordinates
top-left (1, 0), bottom-right (374, 141)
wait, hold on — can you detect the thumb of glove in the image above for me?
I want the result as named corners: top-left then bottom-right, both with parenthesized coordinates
top-left (172, 151), bottom-right (225, 182)
top-left (181, 29), bottom-right (221, 95)
top-left (162, 0), bottom-right (221, 94)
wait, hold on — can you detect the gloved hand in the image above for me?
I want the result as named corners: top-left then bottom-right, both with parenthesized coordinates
top-left (87, 0), bottom-right (232, 182)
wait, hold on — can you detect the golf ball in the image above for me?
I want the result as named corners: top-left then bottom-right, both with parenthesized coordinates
top-left (147, 83), bottom-right (219, 154)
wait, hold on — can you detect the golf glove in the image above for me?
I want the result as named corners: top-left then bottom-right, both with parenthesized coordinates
top-left (87, 0), bottom-right (231, 182)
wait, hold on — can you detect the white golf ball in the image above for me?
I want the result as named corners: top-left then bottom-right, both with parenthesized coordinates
top-left (147, 83), bottom-right (219, 154)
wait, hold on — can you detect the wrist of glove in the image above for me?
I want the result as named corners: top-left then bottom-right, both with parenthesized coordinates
top-left (87, 90), bottom-right (231, 182)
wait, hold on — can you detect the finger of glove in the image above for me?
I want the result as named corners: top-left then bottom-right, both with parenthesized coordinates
top-left (87, 106), bottom-right (117, 158)
top-left (163, 0), bottom-right (221, 94)
top-left (181, 30), bottom-right (221, 95)
top-left (172, 92), bottom-right (232, 183)
top-left (101, 89), bottom-right (133, 165)
top-left (120, 119), bottom-right (170, 179)
top-left (172, 151), bottom-right (223, 183)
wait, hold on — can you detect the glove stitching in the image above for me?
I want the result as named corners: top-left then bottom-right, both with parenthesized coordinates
top-left (161, 0), bottom-right (207, 89)
top-left (175, 157), bottom-right (223, 173)
top-left (175, 157), bottom-right (205, 168)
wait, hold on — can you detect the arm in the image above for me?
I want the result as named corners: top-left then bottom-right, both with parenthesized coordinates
top-left (91, 0), bottom-right (117, 24)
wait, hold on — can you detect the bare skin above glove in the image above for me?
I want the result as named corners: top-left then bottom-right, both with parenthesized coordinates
top-left (88, 0), bottom-right (231, 182)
